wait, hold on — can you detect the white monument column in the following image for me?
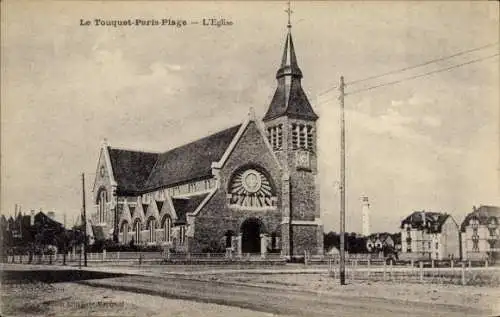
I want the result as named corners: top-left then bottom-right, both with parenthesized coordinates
top-left (362, 196), bottom-right (371, 237)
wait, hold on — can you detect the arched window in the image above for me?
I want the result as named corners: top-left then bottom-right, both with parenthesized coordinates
top-left (98, 189), bottom-right (108, 223)
top-left (134, 219), bottom-right (142, 243)
top-left (147, 217), bottom-right (157, 243)
top-left (162, 216), bottom-right (172, 242)
top-left (121, 221), bottom-right (129, 243)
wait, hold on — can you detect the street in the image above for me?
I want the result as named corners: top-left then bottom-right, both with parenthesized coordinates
top-left (78, 274), bottom-right (487, 317)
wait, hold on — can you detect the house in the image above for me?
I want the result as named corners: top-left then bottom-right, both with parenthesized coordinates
top-left (90, 21), bottom-right (324, 257)
top-left (460, 205), bottom-right (500, 261)
top-left (400, 211), bottom-right (460, 260)
top-left (365, 232), bottom-right (395, 253)
top-left (2, 210), bottom-right (66, 248)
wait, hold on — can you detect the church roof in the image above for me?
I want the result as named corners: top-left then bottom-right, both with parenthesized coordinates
top-left (263, 30), bottom-right (318, 122)
top-left (460, 205), bottom-right (500, 232)
top-left (108, 148), bottom-right (160, 195)
top-left (144, 124), bottom-right (241, 191)
top-left (109, 124), bottom-right (242, 194)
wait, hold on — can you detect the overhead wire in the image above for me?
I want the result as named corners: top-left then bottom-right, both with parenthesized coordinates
top-left (316, 42), bottom-right (499, 99)
top-left (346, 53), bottom-right (499, 96)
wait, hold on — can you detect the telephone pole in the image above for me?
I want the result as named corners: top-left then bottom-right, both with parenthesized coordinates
top-left (339, 76), bottom-right (346, 285)
top-left (81, 173), bottom-right (87, 267)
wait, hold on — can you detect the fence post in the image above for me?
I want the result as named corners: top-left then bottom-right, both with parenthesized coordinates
top-left (390, 260), bottom-right (393, 280)
top-left (461, 262), bottom-right (466, 286)
top-left (383, 261), bottom-right (387, 281)
top-left (103, 250), bottom-right (106, 261)
top-left (117, 251), bottom-right (120, 260)
top-left (485, 259), bottom-right (488, 268)
top-left (419, 261), bottom-right (424, 283)
top-left (431, 259), bottom-right (435, 268)
top-left (451, 259), bottom-right (454, 268)
top-left (468, 260), bottom-right (471, 268)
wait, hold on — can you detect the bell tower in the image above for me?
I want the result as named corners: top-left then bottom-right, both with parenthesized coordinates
top-left (263, 3), bottom-right (322, 256)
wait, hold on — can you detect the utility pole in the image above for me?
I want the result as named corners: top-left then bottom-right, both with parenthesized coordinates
top-left (81, 173), bottom-right (87, 267)
top-left (339, 76), bottom-right (346, 285)
top-left (113, 188), bottom-right (119, 243)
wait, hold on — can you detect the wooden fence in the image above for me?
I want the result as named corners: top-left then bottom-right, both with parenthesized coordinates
top-left (326, 259), bottom-right (498, 286)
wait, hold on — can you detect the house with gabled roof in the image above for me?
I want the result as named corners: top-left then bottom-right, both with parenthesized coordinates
top-left (90, 22), bottom-right (323, 257)
top-left (460, 205), bottom-right (500, 261)
top-left (400, 211), bottom-right (460, 260)
top-left (365, 232), bottom-right (395, 253)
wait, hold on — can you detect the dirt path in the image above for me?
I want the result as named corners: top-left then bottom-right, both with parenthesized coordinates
top-left (1, 281), bottom-right (284, 317)
top-left (78, 275), bottom-right (490, 317)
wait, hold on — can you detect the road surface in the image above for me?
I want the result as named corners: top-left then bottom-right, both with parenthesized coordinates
top-left (78, 274), bottom-right (488, 317)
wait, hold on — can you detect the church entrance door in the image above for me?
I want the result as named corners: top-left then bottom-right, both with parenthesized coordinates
top-left (241, 218), bottom-right (262, 254)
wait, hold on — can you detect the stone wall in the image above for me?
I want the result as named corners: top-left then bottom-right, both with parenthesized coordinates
top-left (292, 224), bottom-right (320, 255)
top-left (191, 121), bottom-right (283, 253)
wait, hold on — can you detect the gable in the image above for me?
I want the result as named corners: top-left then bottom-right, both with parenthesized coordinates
top-left (93, 148), bottom-right (113, 197)
top-left (460, 205), bottom-right (500, 232)
top-left (159, 196), bottom-right (178, 222)
top-left (221, 121), bottom-right (281, 174)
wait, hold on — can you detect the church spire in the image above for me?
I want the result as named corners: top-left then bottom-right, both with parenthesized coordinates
top-left (263, 2), bottom-right (318, 122)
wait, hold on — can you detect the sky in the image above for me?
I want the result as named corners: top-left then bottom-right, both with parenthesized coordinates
top-left (1, 1), bottom-right (499, 233)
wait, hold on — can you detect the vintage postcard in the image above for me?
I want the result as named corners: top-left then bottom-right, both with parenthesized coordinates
top-left (1, 1), bottom-right (499, 316)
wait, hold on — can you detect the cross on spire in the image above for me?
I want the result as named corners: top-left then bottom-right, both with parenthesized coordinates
top-left (285, 1), bottom-right (293, 29)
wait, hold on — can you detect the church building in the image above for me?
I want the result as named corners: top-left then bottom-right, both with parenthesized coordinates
top-left (91, 22), bottom-right (324, 257)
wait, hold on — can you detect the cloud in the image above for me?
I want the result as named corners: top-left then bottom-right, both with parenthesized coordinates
top-left (422, 116), bottom-right (441, 127)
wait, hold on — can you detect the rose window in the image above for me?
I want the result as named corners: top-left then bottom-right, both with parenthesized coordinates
top-left (228, 168), bottom-right (276, 208)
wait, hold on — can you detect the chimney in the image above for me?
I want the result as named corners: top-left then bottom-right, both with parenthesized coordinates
top-left (30, 210), bottom-right (35, 226)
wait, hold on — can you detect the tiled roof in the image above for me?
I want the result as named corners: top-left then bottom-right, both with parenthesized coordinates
top-left (400, 211), bottom-right (450, 233)
top-left (108, 125), bottom-right (241, 195)
top-left (172, 193), bottom-right (209, 224)
top-left (144, 124), bottom-right (241, 191)
top-left (108, 148), bottom-right (159, 195)
top-left (460, 205), bottom-right (500, 232)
